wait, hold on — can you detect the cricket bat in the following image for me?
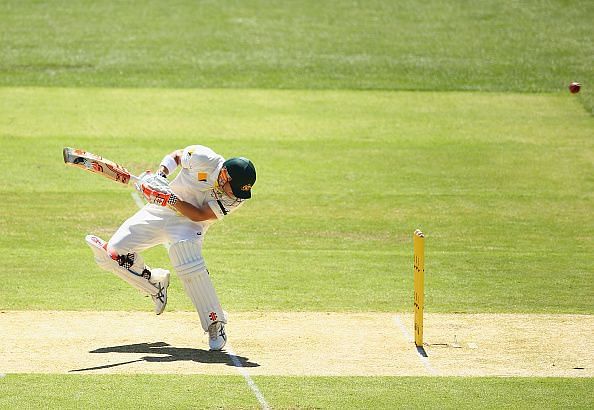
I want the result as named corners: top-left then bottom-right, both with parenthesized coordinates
top-left (63, 147), bottom-right (139, 184)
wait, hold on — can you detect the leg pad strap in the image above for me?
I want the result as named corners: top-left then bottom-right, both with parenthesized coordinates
top-left (85, 235), bottom-right (158, 296)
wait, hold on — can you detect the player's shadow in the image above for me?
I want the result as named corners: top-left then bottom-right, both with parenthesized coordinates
top-left (69, 341), bottom-right (259, 373)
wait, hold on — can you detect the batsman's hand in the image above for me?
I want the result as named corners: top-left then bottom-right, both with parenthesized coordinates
top-left (134, 170), bottom-right (153, 193)
top-left (136, 171), bottom-right (178, 207)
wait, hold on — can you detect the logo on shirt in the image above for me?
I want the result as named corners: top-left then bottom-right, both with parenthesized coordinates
top-left (241, 184), bottom-right (252, 191)
top-left (197, 172), bottom-right (208, 182)
top-left (183, 150), bottom-right (193, 167)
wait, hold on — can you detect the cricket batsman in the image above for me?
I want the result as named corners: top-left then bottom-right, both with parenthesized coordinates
top-left (85, 145), bottom-right (256, 351)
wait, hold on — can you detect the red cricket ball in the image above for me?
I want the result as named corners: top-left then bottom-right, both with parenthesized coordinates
top-left (569, 82), bottom-right (581, 94)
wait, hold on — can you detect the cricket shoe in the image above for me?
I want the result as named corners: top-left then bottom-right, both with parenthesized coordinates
top-left (149, 268), bottom-right (170, 315)
top-left (208, 321), bottom-right (227, 351)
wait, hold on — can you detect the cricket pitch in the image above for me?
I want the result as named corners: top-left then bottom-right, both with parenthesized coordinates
top-left (0, 311), bottom-right (592, 377)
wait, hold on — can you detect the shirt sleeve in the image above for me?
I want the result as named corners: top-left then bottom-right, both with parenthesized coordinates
top-left (180, 145), bottom-right (222, 172)
top-left (180, 146), bottom-right (194, 169)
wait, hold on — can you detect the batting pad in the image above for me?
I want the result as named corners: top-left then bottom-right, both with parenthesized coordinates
top-left (168, 240), bottom-right (226, 331)
top-left (85, 235), bottom-right (158, 296)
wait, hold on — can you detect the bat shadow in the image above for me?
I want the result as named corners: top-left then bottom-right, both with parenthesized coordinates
top-left (69, 341), bottom-right (260, 373)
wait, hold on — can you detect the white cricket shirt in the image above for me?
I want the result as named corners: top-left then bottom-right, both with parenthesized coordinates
top-left (149, 145), bottom-right (244, 221)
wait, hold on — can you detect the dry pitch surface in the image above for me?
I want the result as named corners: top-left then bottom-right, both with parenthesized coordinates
top-left (0, 311), bottom-right (591, 377)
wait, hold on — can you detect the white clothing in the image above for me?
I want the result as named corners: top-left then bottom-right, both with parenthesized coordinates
top-left (109, 145), bottom-right (244, 254)
top-left (98, 145), bottom-right (247, 338)
top-left (108, 206), bottom-right (205, 253)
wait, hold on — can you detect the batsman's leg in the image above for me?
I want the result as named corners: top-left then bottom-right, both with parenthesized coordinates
top-left (168, 239), bottom-right (227, 351)
top-left (85, 235), bottom-right (170, 315)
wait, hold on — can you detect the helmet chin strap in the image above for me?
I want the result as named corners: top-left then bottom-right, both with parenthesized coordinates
top-left (212, 178), bottom-right (239, 205)
top-left (214, 166), bottom-right (244, 206)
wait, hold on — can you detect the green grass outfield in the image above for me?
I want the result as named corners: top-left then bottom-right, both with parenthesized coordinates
top-left (1, 375), bottom-right (592, 409)
top-left (1, 87), bottom-right (593, 408)
top-left (1, 88), bottom-right (592, 315)
top-left (1, 0), bottom-right (593, 408)
top-left (1, 0), bottom-right (592, 113)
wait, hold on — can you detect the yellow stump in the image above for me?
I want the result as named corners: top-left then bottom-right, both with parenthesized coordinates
top-left (413, 229), bottom-right (425, 347)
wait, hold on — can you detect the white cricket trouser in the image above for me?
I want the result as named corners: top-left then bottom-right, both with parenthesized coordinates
top-left (108, 205), bottom-right (208, 254)
top-left (108, 205), bottom-right (225, 331)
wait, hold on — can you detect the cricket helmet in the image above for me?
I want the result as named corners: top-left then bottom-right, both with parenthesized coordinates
top-left (222, 157), bottom-right (256, 199)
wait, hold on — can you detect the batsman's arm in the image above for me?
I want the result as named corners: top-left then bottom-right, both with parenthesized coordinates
top-left (170, 200), bottom-right (217, 222)
top-left (158, 149), bottom-right (183, 177)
